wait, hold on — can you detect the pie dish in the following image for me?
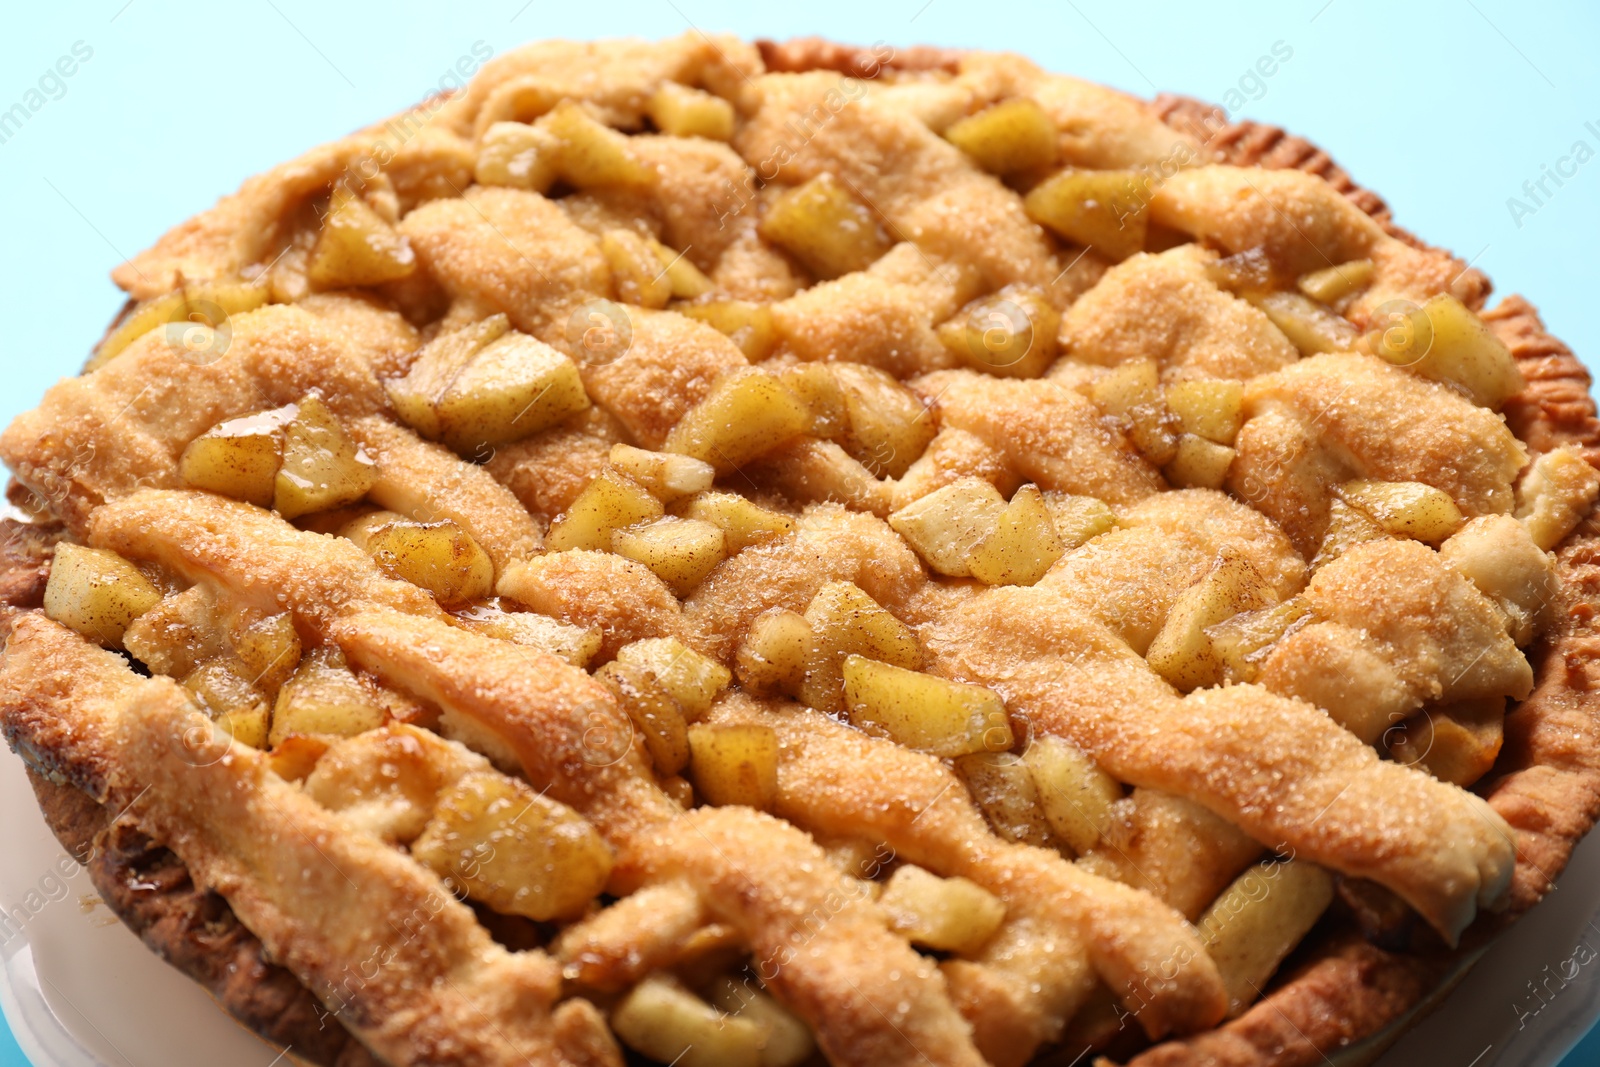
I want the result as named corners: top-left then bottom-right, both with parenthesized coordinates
top-left (3, 31), bottom-right (1600, 1067)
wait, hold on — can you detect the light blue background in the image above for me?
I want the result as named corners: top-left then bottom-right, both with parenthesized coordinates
top-left (0, 1), bottom-right (1596, 1064)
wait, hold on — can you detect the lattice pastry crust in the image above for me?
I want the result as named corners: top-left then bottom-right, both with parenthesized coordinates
top-left (3, 33), bottom-right (1600, 1067)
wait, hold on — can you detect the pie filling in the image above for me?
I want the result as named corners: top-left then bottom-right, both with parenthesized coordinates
top-left (2, 32), bottom-right (1598, 1067)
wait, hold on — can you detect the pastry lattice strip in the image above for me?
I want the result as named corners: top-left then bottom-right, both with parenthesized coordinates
top-left (7, 232), bottom-right (1514, 1064)
top-left (75, 489), bottom-right (996, 1065)
top-left (0, 613), bottom-right (614, 1067)
top-left (91, 481), bottom-right (1342, 1061)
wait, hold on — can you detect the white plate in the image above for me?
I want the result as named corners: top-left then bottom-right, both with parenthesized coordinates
top-left (3, 737), bottom-right (1599, 1067)
top-left (0, 742), bottom-right (283, 1066)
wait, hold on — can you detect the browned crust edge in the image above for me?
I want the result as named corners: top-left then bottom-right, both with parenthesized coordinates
top-left (21, 767), bottom-right (381, 1067)
top-left (755, 36), bottom-right (963, 78)
top-left (3, 39), bottom-right (1599, 1067)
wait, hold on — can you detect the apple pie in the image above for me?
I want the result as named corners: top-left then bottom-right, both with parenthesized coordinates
top-left (4, 33), bottom-right (1600, 1067)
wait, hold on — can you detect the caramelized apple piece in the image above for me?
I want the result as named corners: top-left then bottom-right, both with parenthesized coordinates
top-left (91, 282), bottom-right (271, 370)
top-left (601, 228), bottom-right (672, 309)
top-left (953, 752), bottom-right (1051, 847)
top-left (735, 608), bottom-right (813, 694)
top-left (966, 484), bottom-right (1065, 586)
top-left (346, 514), bottom-right (495, 607)
top-left (1090, 359), bottom-right (1180, 465)
top-left (1023, 734), bottom-right (1122, 854)
top-left (800, 581), bottom-right (921, 714)
top-left (1371, 294), bottom-right (1524, 408)
top-left (1204, 246), bottom-right (1281, 295)
top-left (888, 477), bottom-right (1008, 578)
top-left (595, 660), bottom-right (691, 776)
top-left (826, 362), bottom-right (936, 478)
top-left (1040, 492), bottom-right (1117, 550)
top-left (608, 444), bottom-right (716, 502)
top-left (1336, 480), bottom-right (1464, 544)
top-left (273, 396), bottom-right (378, 519)
top-left (708, 977), bottom-right (816, 1067)
top-left (767, 435), bottom-right (892, 516)
top-left (937, 285), bottom-right (1061, 379)
top-left (688, 723), bottom-right (780, 810)
top-left (43, 543), bottom-right (163, 649)
top-left (880, 864), bottom-right (1007, 955)
top-left (1309, 498), bottom-right (1387, 572)
top-left (387, 316), bottom-right (509, 436)
top-left (1198, 859), bottom-right (1335, 1017)
top-left (389, 318), bottom-right (590, 453)
top-left (650, 238), bottom-right (714, 299)
top-left (1206, 596), bottom-right (1313, 685)
top-left (674, 491), bottom-right (795, 552)
top-left (844, 655), bottom-right (1013, 758)
top-left (229, 610), bottom-right (303, 696)
top-left (1164, 379), bottom-right (1244, 445)
top-left (543, 100), bottom-right (655, 189)
top-left (547, 468), bottom-right (663, 552)
top-left (1419, 294), bottom-right (1527, 409)
top-left (1164, 435), bottom-right (1237, 490)
top-left (476, 103), bottom-right (653, 194)
top-left (412, 770), bottom-right (613, 921)
top-left (122, 587), bottom-right (227, 678)
top-left (611, 517), bottom-right (728, 596)
top-left (307, 185), bottom-right (416, 289)
top-left (759, 172), bottom-right (893, 279)
top-left (1297, 259), bottom-right (1373, 304)
top-left (778, 362), bottom-right (852, 441)
top-left (661, 368), bottom-right (811, 473)
top-left (1247, 291), bottom-right (1357, 355)
top-left (1024, 168), bottom-right (1148, 261)
top-left (615, 637), bottom-right (732, 720)
top-left (268, 647), bottom-right (387, 746)
top-left (612, 977), bottom-right (768, 1067)
top-left (184, 657), bottom-right (272, 750)
top-left (944, 97), bottom-right (1057, 174)
top-left (180, 406), bottom-right (298, 508)
top-left (1147, 552), bottom-right (1273, 692)
top-left (647, 82), bottom-right (735, 141)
